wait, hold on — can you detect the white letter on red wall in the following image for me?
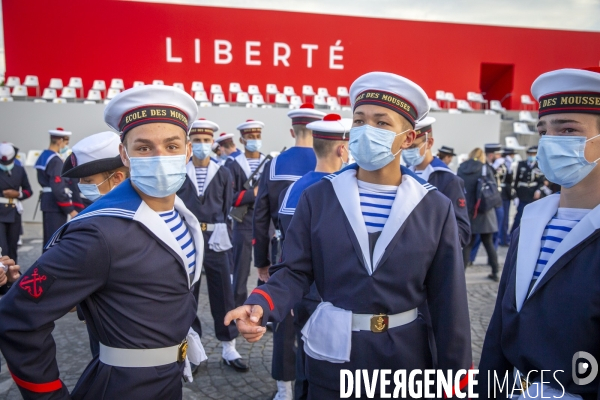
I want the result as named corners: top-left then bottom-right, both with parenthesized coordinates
top-left (215, 40), bottom-right (232, 64)
top-left (195, 39), bottom-right (200, 64)
top-left (273, 42), bottom-right (291, 67)
top-left (329, 40), bottom-right (344, 70)
top-left (246, 41), bottom-right (261, 66)
top-left (301, 44), bottom-right (318, 68)
top-left (166, 37), bottom-right (182, 63)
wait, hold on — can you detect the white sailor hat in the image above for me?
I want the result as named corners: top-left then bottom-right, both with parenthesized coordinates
top-left (0, 142), bottom-right (17, 165)
top-left (532, 67), bottom-right (600, 118)
top-left (190, 118), bottom-right (219, 137)
top-left (415, 116), bottom-right (436, 138)
top-left (349, 71), bottom-right (429, 127)
top-left (306, 114), bottom-right (352, 141)
top-left (62, 131), bottom-right (124, 178)
top-left (211, 142), bottom-right (220, 151)
top-left (48, 127), bottom-right (72, 137)
top-left (287, 104), bottom-right (326, 125)
top-left (104, 85), bottom-right (198, 140)
top-left (215, 132), bottom-right (235, 143)
top-left (484, 143), bottom-right (503, 154)
top-left (236, 120), bottom-right (265, 135)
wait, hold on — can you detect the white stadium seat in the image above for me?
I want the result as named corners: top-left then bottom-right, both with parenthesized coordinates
top-left (67, 77), bottom-right (84, 97)
top-left (275, 93), bottom-right (289, 106)
top-left (252, 94), bottom-right (266, 105)
top-left (490, 100), bottom-right (506, 113)
top-left (24, 75), bottom-right (40, 97)
top-left (60, 87), bottom-right (77, 100)
top-left (152, 80), bottom-right (164, 85)
top-left (289, 95), bottom-right (302, 109)
top-left (314, 95), bottom-right (327, 108)
top-left (456, 100), bottom-right (474, 112)
top-left (173, 83), bottom-right (185, 91)
top-left (302, 85), bottom-right (316, 102)
top-left (5, 76), bottom-right (20, 88)
top-left (519, 111), bottom-right (537, 123)
top-left (283, 86), bottom-right (296, 97)
top-left (505, 136), bottom-right (526, 150)
top-left (49, 78), bottom-right (64, 90)
top-left (42, 88), bottom-right (57, 100)
top-left (513, 122), bottom-right (536, 135)
top-left (11, 85), bottom-right (28, 99)
top-left (132, 81), bottom-right (145, 88)
top-left (0, 87), bottom-right (11, 98)
top-left (428, 99), bottom-right (442, 111)
top-left (236, 92), bottom-right (250, 105)
top-left (0, 97), bottom-right (14, 102)
top-left (86, 89), bottom-right (102, 102)
top-left (191, 81), bottom-right (205, 93)
top-left (33, 99), bottom-right (47, 103)
top-left (317, 87), bottom-right (330, 97)
top-left (53, 98), bottom-right (67, 104)
top-left (106, 88), bottom-right (121, 100)
top-left (229, 82), bottom-right (242, 102)
top-left (109, 78), bottom-right (124, 90)
top-left (212, 93), bottom-right (226, 105)
top-left (92, 80), bottom-right (106, 92)
top-left (521, 94), bottom-right (536, 110)
top-left (194, 91), bottom-right (209, 103)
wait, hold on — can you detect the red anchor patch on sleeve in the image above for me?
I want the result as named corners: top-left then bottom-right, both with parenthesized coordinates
top-left (54, 176), bottom-right (62, 183)
top-left (457, 198), bottom-right (466, 208)
top-left (19, 267), bottom-right (55, 303)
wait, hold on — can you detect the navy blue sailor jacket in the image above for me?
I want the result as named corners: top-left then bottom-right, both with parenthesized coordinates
top-left (0, 179), bottom-right (204, 400)
top-left (245, 165), bottom-right (473, 394)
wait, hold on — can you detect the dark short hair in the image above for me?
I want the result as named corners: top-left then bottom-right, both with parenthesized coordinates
top-left (293, 125), bottom-right (312, 139)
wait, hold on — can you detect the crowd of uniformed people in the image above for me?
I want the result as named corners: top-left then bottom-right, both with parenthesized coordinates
top-left (0, 66), bottom-right (598, 399)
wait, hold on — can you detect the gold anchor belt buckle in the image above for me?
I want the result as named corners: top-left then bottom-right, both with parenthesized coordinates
top-left (370, 314), bottom-right (389, 333)
top-left (177, 339), bottom-right (188, 363)
top-left (200, 223), bottom-right (208, 231)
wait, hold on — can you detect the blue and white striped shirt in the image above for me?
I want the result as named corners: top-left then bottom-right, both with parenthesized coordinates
top-left (159, 209), bottom-right (196, 275)
top-left (195, 167), bottom-right (208, 195)
top-left (248, 158), bottom-right (261, 175)
top-left (357, 180), bottom-right (398, 233)
top-left (528, 208), bottom-right (589, 294)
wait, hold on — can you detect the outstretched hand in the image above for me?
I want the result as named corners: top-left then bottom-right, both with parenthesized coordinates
top-left (224, 305), bottom-right (266, 343)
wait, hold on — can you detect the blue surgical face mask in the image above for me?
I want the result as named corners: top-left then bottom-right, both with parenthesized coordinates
top-left (537, 134), bottom-right (600, 188)
top-left (218, 152), bottom-right (228, 161)
top-left (349, 125), bottom-right (410, 171)
top-left (527, 155), bottom-right (536, 163)
top-left (125, 149), bottom-right (188, 197)
top-left (0, 163), bottom-right (14, 172)
top-left (402, 134), bottom-right (428, 167)
top-left (78, 173), bottom-right (114, 202)
top-left (192, 143), bottom-right (212, 160)
top-left (245, 139), bottom-right (262, 152)
top-left (59, 145), bottom-right (70, 155)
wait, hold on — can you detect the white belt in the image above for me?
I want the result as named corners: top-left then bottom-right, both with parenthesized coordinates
top-left (0, 198), bottom-right (15, 204)
top-left (351, 308), bottom-right (418, 332)
top-left (517, 182), bottom-right (538, 188)
top-left (99, 342), bottom-right (184, 368)
top-left (41, 187), bottom-right (52, 193)
top-left (200, 223), bottom-right (215, 232)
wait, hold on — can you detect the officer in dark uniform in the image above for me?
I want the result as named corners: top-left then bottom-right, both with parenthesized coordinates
top-left (510, 145), bottom-right (544, 234)
top-left (0, 85), bottom-right (207, 398)
top-left (437, 145), bottom-right (457, 166)
top-left (403, 117), bottom-right (471, 246)
top-left (478, 67), bottom-right (600, 399)
top-left (498, 147), bottom-right (516, 246)
top-left (0, 143), bottom-right (32, 262)
top-left (252, 104), bottom-right (324, 398)
top-left (35, 128), bottom-right (81, 247)
top-left (225, 120), bottom-right (267, 308)
top-left (177, 118), bottom-right (249, 372)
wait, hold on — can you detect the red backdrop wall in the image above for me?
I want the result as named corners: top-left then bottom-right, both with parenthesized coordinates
top-left (3, 0), bottom-right (600, 109)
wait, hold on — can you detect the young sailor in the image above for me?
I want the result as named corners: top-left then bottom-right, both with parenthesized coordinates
top-left (403, 117), bottom-right (471, 246)
top-left (60, 131), bottom-right (129, 358)
top-left (215, 132), bottom-right (239, 165)
top-left (0, 85), bottom-right (207, 399)
top-left (478, 67), bottom-right (600, 399)
top-left (225, 120), bottom-right (266, 307)
top-left (0, 143), bottom-right (32, 262)
top-left (176, 118), bottom-right (249, 372)
top-left (226, 72), bottom-right (472, 398)
top-left (510, 145), bottom-right (545, 234)
top-left (253, 104), bottom-right (324, 398)
top-left (278, 114), bottom-right (351, 400)
top-left (35, 128), bottom-right (81, 246)
top-left (437, 145), bottom-right (457, 166)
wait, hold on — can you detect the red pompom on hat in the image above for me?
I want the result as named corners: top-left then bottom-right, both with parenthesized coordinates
top-left (323, 114), bottom-right (341, 121)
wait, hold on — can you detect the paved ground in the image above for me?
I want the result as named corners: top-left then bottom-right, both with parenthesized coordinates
top-left (0, 223), bottom-right (506, 399)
